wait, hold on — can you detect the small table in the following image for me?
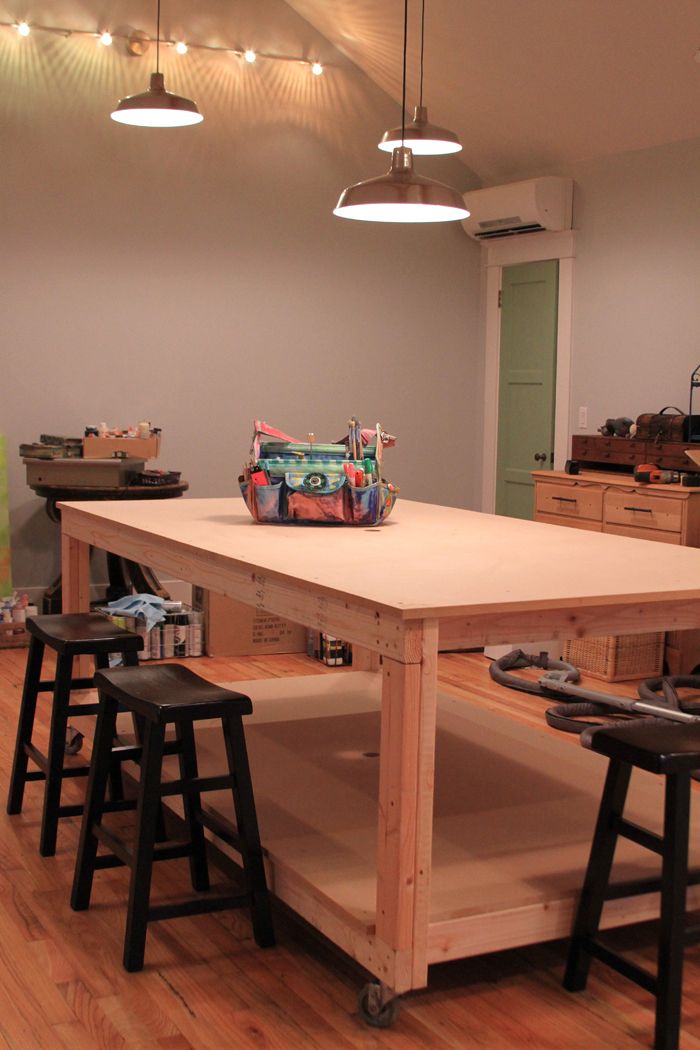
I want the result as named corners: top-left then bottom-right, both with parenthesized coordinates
top-left (29, 478), bottom-right (188, 612)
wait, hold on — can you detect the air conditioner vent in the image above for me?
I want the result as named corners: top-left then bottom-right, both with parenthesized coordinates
top-left (475, 223), bottom-right (546, 240)
top-left (461, 177), bottom-right (573, 240)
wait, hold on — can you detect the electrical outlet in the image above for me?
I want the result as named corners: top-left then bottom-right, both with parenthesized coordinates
top-left (578, 406), bottom-right (588, 429)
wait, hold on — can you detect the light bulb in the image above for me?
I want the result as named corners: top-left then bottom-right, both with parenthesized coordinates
top-left (311, 61), bottom-right (323, 76)
top-left (175, 41), bottom-right (188, 55)
top-left (244, 49), bottom-right (256, 63)
top-left (17, 21), bottom-right (30, 36)
top-left (99, 31), bottom-right (113, 46)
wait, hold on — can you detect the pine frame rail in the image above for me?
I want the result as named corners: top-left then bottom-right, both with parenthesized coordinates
top-left (59, 497), bottom-right (700, 997)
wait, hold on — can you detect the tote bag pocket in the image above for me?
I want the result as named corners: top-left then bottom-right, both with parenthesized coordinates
top-left (348, 483), bottom-right (380, 524)
top-left (285, 472), bottom-right (347, 523)
top-left (240, 480), bottom-right (284, 522)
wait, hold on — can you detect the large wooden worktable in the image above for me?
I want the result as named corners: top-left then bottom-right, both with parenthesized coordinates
top-left (59, 497), bottom-right (700, 1000)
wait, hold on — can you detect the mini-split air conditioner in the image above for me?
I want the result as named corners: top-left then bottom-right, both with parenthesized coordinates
top-left (461, 176), bottom-right (573, 240)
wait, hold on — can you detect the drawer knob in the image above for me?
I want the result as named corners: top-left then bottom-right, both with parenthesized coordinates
top-left (623, 506), bottom-right (652, 513)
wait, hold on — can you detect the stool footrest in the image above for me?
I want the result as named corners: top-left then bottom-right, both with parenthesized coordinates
top-left (58, 803), bottom-right (85, 818)
top-left (38, 677), bottom-right (95, 693)
top-left (67, 703), bottom-right (101, 717)
top-left (616, 816), bottom-right (663, 855)
top-left (583, 936), bottom-right (657, 995)
top-left (160, 774), bottom-right (235, 798)
top-left (149, 893), bottom-right (250, 923)
top-left (94, 854), bottom-right (127, 870)
top-left (604, 866), bottom-right (700, 903)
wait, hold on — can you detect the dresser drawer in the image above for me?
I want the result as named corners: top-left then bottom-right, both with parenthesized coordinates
top-left (605, 523), bottom-right (681, 545)
top-left (604, 490), bottom-right (683, 534)
top-left (536, 513), bottom-right (603, 532)
top-left (535, 482), bottom-right (603, 522)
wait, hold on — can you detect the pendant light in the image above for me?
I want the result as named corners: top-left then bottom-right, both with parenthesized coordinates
top-left (334, 0), bottom-right (468, 222)
top-left (378, 0), bottom-right (461, 155)
top-left (111, 0), bottom-right (203, 127)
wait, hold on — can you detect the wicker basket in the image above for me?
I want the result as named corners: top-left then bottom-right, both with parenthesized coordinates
top-left (563, 632), bottom-right (664, 682)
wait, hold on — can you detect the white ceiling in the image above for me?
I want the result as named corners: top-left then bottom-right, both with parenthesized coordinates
top-left (286, 0), bottom-right (700, 182)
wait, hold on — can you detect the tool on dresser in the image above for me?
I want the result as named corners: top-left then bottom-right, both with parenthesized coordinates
top-left (633, 463), bottom-right (680, 484)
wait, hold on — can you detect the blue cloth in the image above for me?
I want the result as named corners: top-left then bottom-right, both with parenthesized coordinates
top-left (103, 593), bottom-right (166, 632)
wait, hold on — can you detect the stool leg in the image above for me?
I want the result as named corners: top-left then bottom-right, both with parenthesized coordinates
top-left (222, 714), bottom-right (275, 949)
top-left (124, 720), bottom-right (166, 972)
top-left (94, 651), bottom-right (125, 803)
top-left (7, 636), bottom-right (45, 815)
top-left (124, 663), bottom-right (167, 845)
top-left (176, 721), bottom-right (209, 892)
top-left (71, 694), bottom-right (119, 911)
top-left (655, 772), bottom-right (691, 1050)
top-left (39, 650), bottom-right (74, 856)
top-left (564, 758), bottom-right (632, 992)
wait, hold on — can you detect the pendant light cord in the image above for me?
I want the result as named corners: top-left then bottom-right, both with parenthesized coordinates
top-left (419, 0), bottom-right (425, 107)
top-left (401, 0), bottom-right (408, 143)
top-left (156, 0), bottom-right (161, 73)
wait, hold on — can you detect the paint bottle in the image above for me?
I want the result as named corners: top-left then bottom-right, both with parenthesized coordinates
top-left (162, 621), bottom-right (175, 659)
top-left (174, 614), bottom-right (188, 658)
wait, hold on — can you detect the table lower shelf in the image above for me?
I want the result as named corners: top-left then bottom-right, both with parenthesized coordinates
top-left (153, 671), bottom-right (700, 986)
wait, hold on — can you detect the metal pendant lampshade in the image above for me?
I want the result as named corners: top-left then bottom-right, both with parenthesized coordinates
top-left (334, 146), bottom-right (468, 222)
top-left (378, 104), bottom-right (462, 155)
top-left (111, 72), bottom-right (203, 127)
top-left (378, 0), bottom-right (461, 157)
top-left (110, 0), bottom-right (203, 127)
top-left (334, 0), bottom-right (467, 223)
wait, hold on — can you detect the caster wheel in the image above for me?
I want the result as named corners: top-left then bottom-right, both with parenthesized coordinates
top-left (65, 727), bottom-right (84, 755)
top-left (357, 983), bottom-right (399, 1028)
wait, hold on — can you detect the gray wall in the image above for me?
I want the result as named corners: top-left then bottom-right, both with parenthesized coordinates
top-left (0, 0), bottom-right (482, 592)
top-left (566, 137), bottom-right (700, 438)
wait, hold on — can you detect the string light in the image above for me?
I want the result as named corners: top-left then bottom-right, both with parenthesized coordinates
top-left (1, 19), bottom-right (327, 74)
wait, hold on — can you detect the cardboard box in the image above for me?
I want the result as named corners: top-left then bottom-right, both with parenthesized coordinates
top-left (192, 586), bottom-right (306, 657)
top-left (25, 456), bottom-right (146, 487)
top-left (83, 435), bottom-right (160, 460)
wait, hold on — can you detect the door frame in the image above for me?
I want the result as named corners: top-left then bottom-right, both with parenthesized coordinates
top-left (480, 229), bottom-right (576, 513)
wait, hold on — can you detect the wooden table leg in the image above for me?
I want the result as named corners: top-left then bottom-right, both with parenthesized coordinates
top-left (61, 530), bottom-right (91, 676)
top-left (375, 619), bottom-right (439, 995)
top-left (352, 645), bottom-right (381, 672)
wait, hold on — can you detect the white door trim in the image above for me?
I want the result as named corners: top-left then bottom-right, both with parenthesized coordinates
top-left (480, 229), bottom-right (576, 513)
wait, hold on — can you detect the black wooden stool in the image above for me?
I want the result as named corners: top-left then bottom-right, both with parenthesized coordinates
top-left (564, 720), bottom-right (700, 1050)
top-left (6, 613), bottom-right (143, 857)
top-left (70, 663), bottom-right (274, 972)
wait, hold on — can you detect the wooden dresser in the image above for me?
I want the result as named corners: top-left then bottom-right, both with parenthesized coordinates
top-left (532, 469), bottom-right (700, 673)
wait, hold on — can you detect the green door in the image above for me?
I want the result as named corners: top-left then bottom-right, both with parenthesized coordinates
top-left (495, 260), bottom-right (558, 519)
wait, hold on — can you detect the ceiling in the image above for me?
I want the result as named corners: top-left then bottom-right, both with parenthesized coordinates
top-left (286, 0), bottom-right (700, 182)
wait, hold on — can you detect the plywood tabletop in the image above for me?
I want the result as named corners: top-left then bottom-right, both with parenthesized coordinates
top-left (59, 496), bottom-right (700, 620)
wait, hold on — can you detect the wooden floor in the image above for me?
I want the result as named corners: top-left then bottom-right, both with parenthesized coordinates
top-left (1, 644), bottom-right (700, 1049)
